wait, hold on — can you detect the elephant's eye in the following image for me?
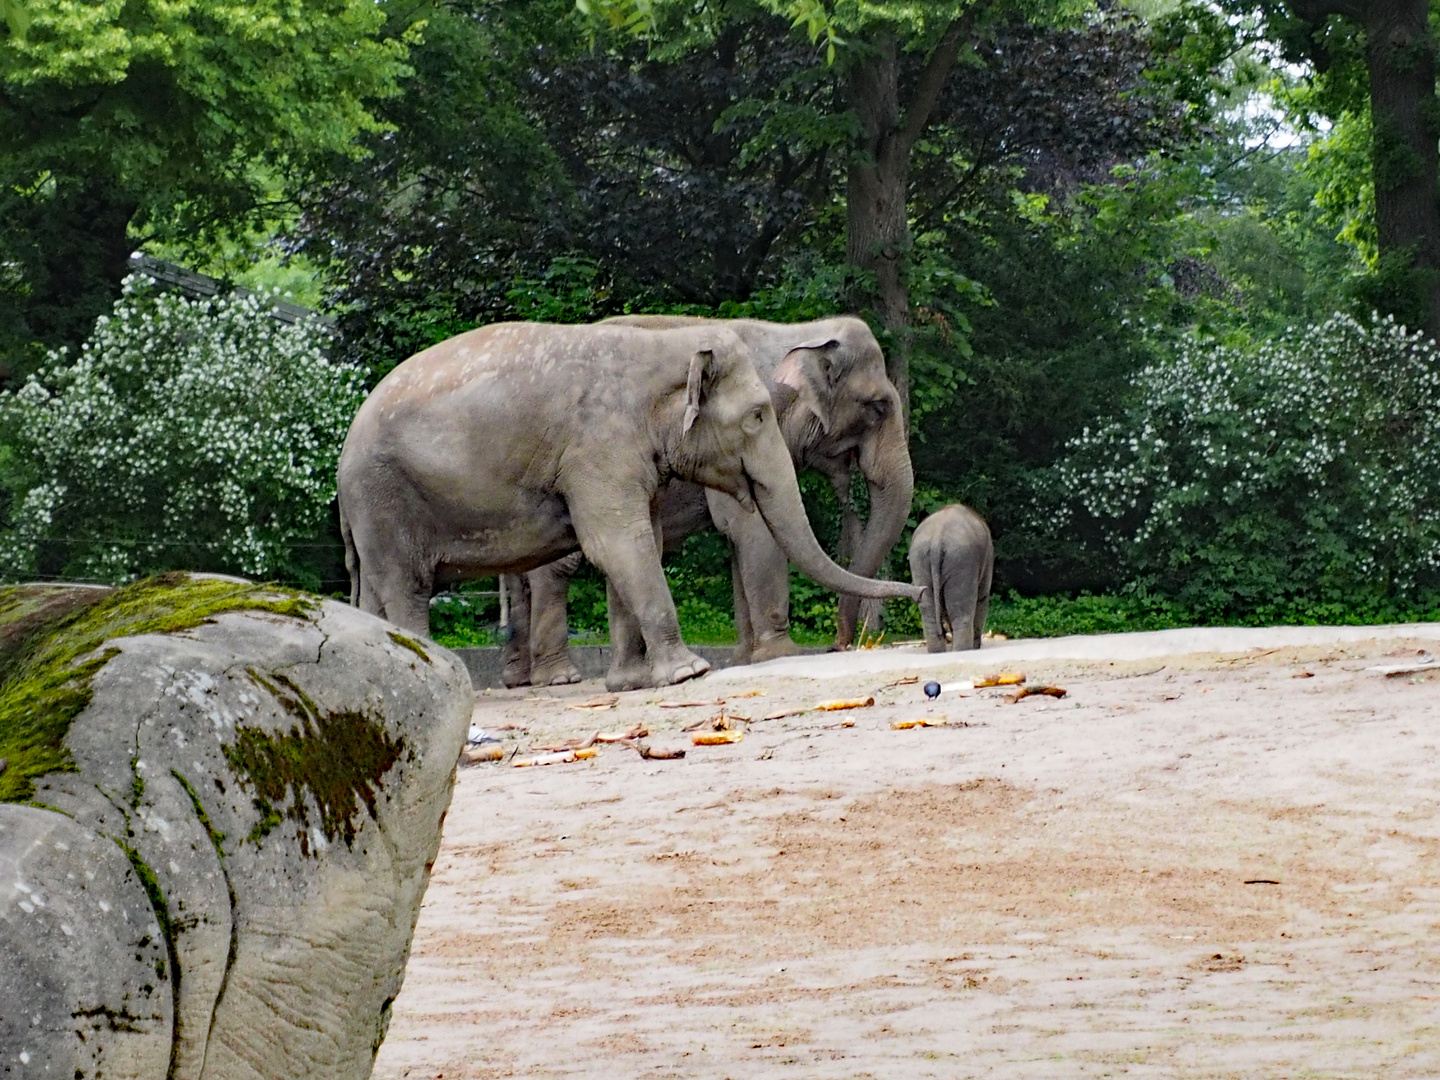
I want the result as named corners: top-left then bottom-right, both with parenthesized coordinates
top-left (864, 399), bottom-right (889, 423)
top-left (742, 405), bottom-right (766, 433)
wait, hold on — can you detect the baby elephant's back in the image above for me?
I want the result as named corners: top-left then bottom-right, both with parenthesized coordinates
top-left (912, 503), bottom-right (992, 565)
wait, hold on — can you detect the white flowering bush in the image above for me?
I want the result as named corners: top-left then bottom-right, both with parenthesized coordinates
top-left (0, 275), bottom-right (365, 585)
top-left (1048, 314), bottom-right (1440, 620)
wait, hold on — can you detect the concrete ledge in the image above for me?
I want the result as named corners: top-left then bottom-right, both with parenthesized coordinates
top-left (452, 643), bottom-right (831, 689)
top-left (707, 621), bottom-right (1440, 683)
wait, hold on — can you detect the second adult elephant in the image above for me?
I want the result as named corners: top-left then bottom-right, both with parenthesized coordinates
top-left (502, 315), bottom-right (913, 688)
top-left (338, 321), bottom-right (921, 690)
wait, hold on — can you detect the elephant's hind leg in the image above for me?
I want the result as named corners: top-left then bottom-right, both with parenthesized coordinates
top-left (603, 579), bottom-right (652, 692)
top-left (911, 547), bottom-right (948, 654)
top-left (529, 552), bottom-right (583, 686)
top-left (348, 513), bottom-right (434, 636)
top-left (500, 573), bottom-right (532, 688)
top-left (942, 566), bottom-right (981, 652)
top-left (972, 556), bottom-right (993, 649)
top-left (368, 562), bottom-right (435, 638)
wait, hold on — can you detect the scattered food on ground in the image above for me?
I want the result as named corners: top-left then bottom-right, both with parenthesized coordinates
top-left (634, 742), bottom-right (686, 760)
top-left (879, 675), bottom-right (920, 689)
top-left (692, 729), bottom-right (745, 746)
top-left (566, 694), bottom-right (620, 710)
top-left (973, 671), bottom-right (1026, 688)
top-left (1005, 685), bottom-right (1067, 703)
top-left (759, 707), bottom-right (807, 721)
top-left (391, 634), bottom-right (1440, 1079)
top-left (461, 743), bottom-right (505, 764)
top-left (1366, 651), bottom-right (1436, 677)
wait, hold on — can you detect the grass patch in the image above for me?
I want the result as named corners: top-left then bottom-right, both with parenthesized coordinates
top-left (0, 573), bottom-right (316, 804)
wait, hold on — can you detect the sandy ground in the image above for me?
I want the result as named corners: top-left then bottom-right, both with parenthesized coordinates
top-left (375, 629), bottom-right (1440, 1079)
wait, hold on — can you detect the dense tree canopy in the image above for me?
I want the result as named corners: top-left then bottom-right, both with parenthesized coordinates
top-left (0, 0), bottom-right (410, 375)
top-left (5, 0), bottom-right (1431, 632)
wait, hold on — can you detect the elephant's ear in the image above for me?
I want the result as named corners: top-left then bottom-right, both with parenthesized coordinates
top-left (774, 338), bottom-right (841, 433)
top-left (684, 349), bottom-right (715, 433)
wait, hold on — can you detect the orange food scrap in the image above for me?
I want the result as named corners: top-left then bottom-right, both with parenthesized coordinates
top-left (815, 697), bottom-right (875, 711)
top-left (692, 729), bottom-right (745, 746)
top-left (973, 672), bottom-right (1025, 688)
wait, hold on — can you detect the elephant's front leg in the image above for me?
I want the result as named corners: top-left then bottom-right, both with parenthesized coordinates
top-left (527, 552), bottom-right (583, 686)
top-left (574, 498), bottom-right (709, 690)
top-left (603, 579), bottom-right (650, 691)
top-left (827, 466), bottom-right (882, 649)
top-left (707, 489), bottom-right (799, 665)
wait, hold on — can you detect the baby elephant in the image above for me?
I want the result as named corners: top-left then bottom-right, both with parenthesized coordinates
top-left (908, 504), bottom-right (993, 652)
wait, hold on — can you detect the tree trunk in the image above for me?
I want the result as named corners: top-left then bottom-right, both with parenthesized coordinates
top-left (1362, 0), bottom-right (1440, 339)
top-left (843, 15), bottom-right (978, 425)
top-left (1289, 0), bottom-right (1440, 337)
top-left (12, 177), bottom-right (138, 369)
top-left (845, 31), bottom-right (915, 425)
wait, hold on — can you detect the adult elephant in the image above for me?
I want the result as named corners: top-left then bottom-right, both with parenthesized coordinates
top-left (503, 315), bottom-right (912, 687)
top-left (338, 321), bottom-right (920, 691)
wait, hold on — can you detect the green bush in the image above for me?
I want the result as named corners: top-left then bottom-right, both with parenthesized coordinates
top-left (0, 276), bottom-right (363, 588)
top-left (428, 583), bottom-right (503, 647)
top-left (1047, 314), bottom-right (1440, 621)
top-left (987, 591), bottom-right (1190, 638)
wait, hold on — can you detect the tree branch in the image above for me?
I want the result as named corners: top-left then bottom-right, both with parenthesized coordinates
top-left (1287, 0), bottom-right (1367, 25)
top-left (897, 1), bottom-right (992, 155)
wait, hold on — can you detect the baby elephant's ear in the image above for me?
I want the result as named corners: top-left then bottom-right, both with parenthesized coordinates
top-left (684, 349), bottom-right (715, 433)
top-left (774, 338), bottom-right (841, 433)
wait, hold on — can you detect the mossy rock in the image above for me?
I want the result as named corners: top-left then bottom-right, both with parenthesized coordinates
top-left (0, 576), bottom-right (472, 1080)
top-left (0, 573), bottom-right (314, 804)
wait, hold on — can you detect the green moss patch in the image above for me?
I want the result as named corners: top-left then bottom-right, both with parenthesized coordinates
top-left (387, 630), bottom-right (431, 664)
top-left (0, 573), bottom-right (316, 804)
top-left (224, 674), bottom-right (403, 855)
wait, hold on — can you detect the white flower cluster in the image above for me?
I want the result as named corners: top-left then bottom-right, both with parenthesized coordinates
top-left (1052, 313), bottom-right (1440, 593)
top-left (0, 275), bottom-right (365, 582)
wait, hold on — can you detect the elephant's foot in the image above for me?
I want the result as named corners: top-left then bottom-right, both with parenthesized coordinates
top-left (651, 647), bottom-right (710, 687)
top-left (750, 633), bottom-right (801, 664)
top-left (531, 654), bottom-right (582, 686)
top-left (501, 659), bottom-right (531, 688)
top-left (605, 655), bottom-right (653, 692)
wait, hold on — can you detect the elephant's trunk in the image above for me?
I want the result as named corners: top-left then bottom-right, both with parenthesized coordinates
top-left (835, 411), bottom-right (915, 645)
top-left (746, 436), bottom-right (922, 604)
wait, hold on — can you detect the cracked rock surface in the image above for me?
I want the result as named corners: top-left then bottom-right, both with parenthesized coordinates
top-left (1, 580), bottom-right (472, 1080)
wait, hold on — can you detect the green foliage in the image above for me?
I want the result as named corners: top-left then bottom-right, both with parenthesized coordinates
top-left (0, 276), bottom-right (364, 587)
top-left (987, 590), bottom-right (1190, 638)
top-left (428, 585), bottom-right (503, 648)
top-left (0, 0), bottom-right (413, 374)
top-left (0, 0), bottom-right (409, 214)
top-left (0, 573), bottom-right (315, 804)
top-left (1048, 314), bottom-right (1440, 622)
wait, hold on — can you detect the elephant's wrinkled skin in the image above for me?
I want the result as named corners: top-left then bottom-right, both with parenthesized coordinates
top-left (908, 503), bottom-right (993, 653)
top-left (502, 316), bottom-right (914, 687)
top-left (339, 321), bottom-right (921, 691)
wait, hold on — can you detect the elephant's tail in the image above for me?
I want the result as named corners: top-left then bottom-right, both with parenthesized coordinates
top-left (339, 497), bottom-right (360, 607)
